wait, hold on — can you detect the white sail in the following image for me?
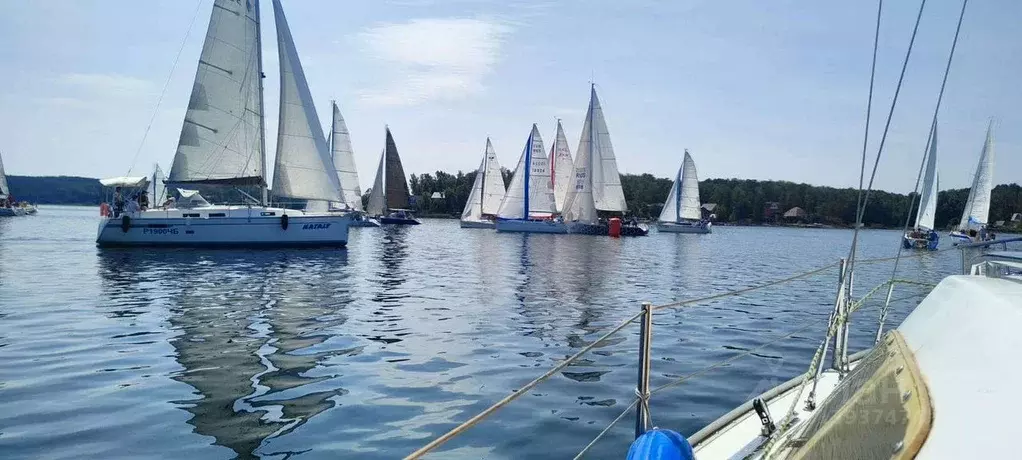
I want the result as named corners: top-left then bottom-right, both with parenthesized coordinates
top-left (915, 127), bottom-right (938, 230)
top-left (330, 101), bottom-right (362, 210)
top-left (481, 138), bottom-right (506, 215)
top-left (461, 157), bottom-right (485, 221)
top-left (959, 123), bottom-right (995, 229)
top-left (0, 151), bottom-right (9, 197)
top-left (526, 125), bottom-right (557, 215)
top-left (496, 133), bottom-right (530, 219)
top-left (168, 0), bottom-right (265, 186)
top-left (366, 151), bottom-right (385, 216)
top-left (550, 120), bottom-right (574, 212)
top-left (659, 151), bottom-right (702, 223)
top-left (151, 164), bottom-right (168, 206)
top-left (561, 113), bottom-right (598, 223)
top-left (587, 86), bottom-right (627, 212)
top-left (270, 0), bottom-right (342, 202)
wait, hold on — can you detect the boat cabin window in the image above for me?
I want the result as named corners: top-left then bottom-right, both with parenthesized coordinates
top-left (208, 213), bottom-right (226, 218)
top-left (183, 213), bottom-right (200, 218)
top-left (260, 212), bottom-right (276, 216)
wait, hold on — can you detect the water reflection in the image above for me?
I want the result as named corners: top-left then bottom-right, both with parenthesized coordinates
top-left (365, 227), bottom-right (411, 346)
top-left (97, 249), bottom-right (353, 459)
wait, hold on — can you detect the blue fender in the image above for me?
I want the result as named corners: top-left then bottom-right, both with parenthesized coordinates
top-left (625, 429), bottom-right (694, 460)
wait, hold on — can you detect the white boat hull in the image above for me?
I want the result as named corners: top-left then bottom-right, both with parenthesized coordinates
top-left (658, 221), bottom-right (712, 234)
top-left (460, 219), bottom-right (495, 229)
top-left (494, 219), bottom-right (568, 234)
top-left (96, 206), bottom-right (351, 247)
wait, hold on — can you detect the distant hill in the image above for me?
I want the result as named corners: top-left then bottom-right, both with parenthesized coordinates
top-left (7, 175), bottom-right (104, 205)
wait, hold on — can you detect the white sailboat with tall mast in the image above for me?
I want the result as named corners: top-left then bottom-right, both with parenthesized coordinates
top-left (903, 126), bottom-right (939, 249)
top-left (365, 127), bottom-right (419, 225)
top-left (550, 119), bottom-right (574, 213)
top-left (0, 151), bottom-right (21, 217)
top-left (460, 138), bottom-right (506, 229)
top-left (327, 101), bottom-right (377, 227)
top-left (950, 122), bottom-right (995, 244)
top-left (96, 0), bottom-right (352, 247)
top-left (658, 150), bottom-right (711, 234)
top-left (562, 85), bottom-right (647, 236)
top-left (494, 124), bottom-right (566, 233)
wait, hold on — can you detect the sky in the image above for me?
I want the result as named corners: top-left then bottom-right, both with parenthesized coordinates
top-left (0, 0), bottom-right (1018, 193)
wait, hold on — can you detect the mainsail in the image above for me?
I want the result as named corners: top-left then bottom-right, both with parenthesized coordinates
top-left (914, 127), bottom-right (939, 230)
top-left (561, 114), bottom-right (597, 223)
top-left (0, 151), bottom-right (9, 197)
top-left (366, 151), bottom-right (386, 216)
top-left (481, 139), bottom-right (505, 215)
top-left (958, 123), bottom-right (995, 229)
top-left (383, 128), bottom-right (411, 210)
top-left (659, 150), bottom-right (702, 223)
top-left (330, 101), bottom-right (363, 211)
top-left (462, 138), bottom-right (506, 220)
top-left (497, 125), bottom-right (557, 219)
top-left (269, 0), bottom-right (342, 203)
top-left (168, 0), bottom-right (265, 187)
top-left (550, 120), bottom-right (573, 212)
top-left (587, 86), bottom-right (627, 212)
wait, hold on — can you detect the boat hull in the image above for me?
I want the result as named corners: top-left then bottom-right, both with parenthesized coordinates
top-left (903, 232), bottom-right (938, 250)
top-left (378, 217), bottom-right (420, 225)
top-left (495, 219), bottom-right (568, 234)
top-left (568, 222), bottom-right (649, 236)
top-left (96, 206), bottom-right (351, 248)
top-left (657, 221), bottom-right (712, 234)
top-left (460, 219), bottom-right (495, 229)
top-left (349, 219), bottom-right (380, 228)
top-left (0, 208), bottom-right (18, 217)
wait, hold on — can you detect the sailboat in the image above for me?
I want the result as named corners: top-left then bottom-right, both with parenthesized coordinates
top-left (550, 120), bottom-right (574, 213)
top-left (0, 151), bottom-right (21, 217)
top-left (950, 122), bottom-right (995, 244)
top-left (460, 138), bottom-right (506, 229)
top-left (658, 150), bottom-right (711, 234)
top-left (495, 124), bottom-right (566, 233)
top-left (327, 101), bottom-right (377, 227)
top-left (365, 127), bottom-right (419, 225)
top-left (903, 127), bottom-right (939, 249)
top-left (562, 85), bottom-right (647, 236)
top-left (96, 0), bottom-right (352, 247)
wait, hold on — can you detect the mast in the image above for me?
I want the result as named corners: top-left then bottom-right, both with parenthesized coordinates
top-left (480, 141), bottom-right (487, 211)
top-left (588, 84), bottom-right (596, 221)
top-left (675, 157), bottom-right (682, 223)
top-left (255, 0), bottom-right (268, 206)
top-left (523, 130), bottom-right (533, 218)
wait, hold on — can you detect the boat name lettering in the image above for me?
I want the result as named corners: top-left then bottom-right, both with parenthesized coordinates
top-left (143, 228), bottom-right (179, 235)
top-left (302, 223), bottom-right (331, 230)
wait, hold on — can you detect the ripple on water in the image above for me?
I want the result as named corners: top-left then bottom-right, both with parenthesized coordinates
top-left (0, 208), bottom-right (954, 459)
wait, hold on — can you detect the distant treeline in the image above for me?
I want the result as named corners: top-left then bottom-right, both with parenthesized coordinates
top-left (408, 171), bottom-right (1022, 228)
top-left (11, 173), bottom-right (1022, 229)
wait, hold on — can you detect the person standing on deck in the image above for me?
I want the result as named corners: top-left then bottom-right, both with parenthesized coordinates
top-left (113, 187), bottom-right (124, 217)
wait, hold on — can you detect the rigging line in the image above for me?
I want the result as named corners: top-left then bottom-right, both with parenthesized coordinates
top-left (650, 320), bottom-right (821, 396)
top-left (652, 261), bottom-right (838, 312)
top-left (847, 0), bottom-right (927, 274)
top-left (847, 0), bottom-right (884, 276)
top-left (573, 398), bottom-right (640, 460)
top-left (879, 0), bottom-right (969, 334)
top-left (125, 0), bottom-right (206, 177)
top-left (403, 310), bottom-right (644, 460)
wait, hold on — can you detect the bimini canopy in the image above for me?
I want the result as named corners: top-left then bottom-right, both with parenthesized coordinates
top-left (99, 176), bottom-right (149, 188)
top-left (176, 188), bottom-right (211, 208)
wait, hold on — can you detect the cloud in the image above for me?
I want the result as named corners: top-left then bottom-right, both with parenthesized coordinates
top-left (59, 73), bottom-right (156, 99)
top-left (357, 18), bottom-right (511, 106)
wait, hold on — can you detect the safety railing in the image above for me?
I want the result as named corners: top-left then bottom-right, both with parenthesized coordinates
top-left (403, 252), bottom-right (940, 459)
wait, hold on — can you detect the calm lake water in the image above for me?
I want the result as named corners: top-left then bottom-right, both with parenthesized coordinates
top-left (0, 206), bottom-right (958, 459)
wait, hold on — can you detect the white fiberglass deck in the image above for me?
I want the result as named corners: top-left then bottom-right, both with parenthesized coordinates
top-left (692, 368), bottom-right (846, 459)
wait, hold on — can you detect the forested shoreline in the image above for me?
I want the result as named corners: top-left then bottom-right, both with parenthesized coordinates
top-left (10, 173), bottom-right (1022, 229)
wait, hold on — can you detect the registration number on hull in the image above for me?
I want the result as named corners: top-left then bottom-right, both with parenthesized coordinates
top-left (143, 228), bottom-right (179, 235)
